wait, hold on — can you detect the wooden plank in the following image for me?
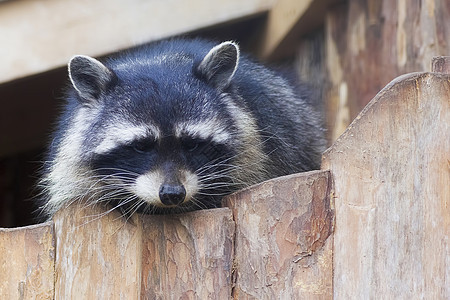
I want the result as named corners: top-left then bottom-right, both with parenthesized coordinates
top-left (53, 203), bottom-right (234, 298)
top-left (141, 208), bottom-right (235, 299)
top-left (0, 0), bottom-right (275, 84)
top-left (225, 170), bottom-right (333, 299)
top-left (258, 0), bottom-right (337, 60)
top-left (53, 203), bottom-right (142, 299)
top-left (322, 71), bottom-right (450, 298)
top-left (0, 222), bottom-right (55, 299)
top-left (258, 0), bottom-right (314, 60)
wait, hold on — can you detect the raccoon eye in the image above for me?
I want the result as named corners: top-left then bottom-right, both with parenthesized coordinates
top-left (131, 140), bottom-right (155, 153)
top-left (183, 138), bottom-right (207, 152)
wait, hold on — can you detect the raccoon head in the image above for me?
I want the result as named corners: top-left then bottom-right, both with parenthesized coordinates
top-left (62, 41), bottom-right (248, 215)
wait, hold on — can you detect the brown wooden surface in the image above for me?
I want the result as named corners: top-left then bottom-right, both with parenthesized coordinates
top-left (50, 172), bottom-right (332, 299)
top-left (225, 170), bottom-right (333, 299)
top-left (258, 0), bottom-right (338, 61)
top-left (53, 204), bottom-right (142, 299)
top-left (322, 71), bottom-right (450, 298)
top-left (0, 222), bottom-right (54, 299)
top-left (325, 0), bottom-right (450, 142)
top-left (52, 203), bottom-right (236, 299)
top-left (141, 208), bottom-right (235, 299)
top-left (258, 0), bottom-right (315, 60)
top-left (432, 56), bottom-right (450, 73)
top-left (0, 0), bottom-right (275, 84)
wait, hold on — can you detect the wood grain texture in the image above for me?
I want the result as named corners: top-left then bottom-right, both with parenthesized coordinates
top-left (432, 56), bottom-right (450, 73)
top-left (325, 0), bottom-right (450, 141)
top-left (141, 208), bottom-right (235, 299)
top-left (0, 0), bottom-right (275, 84)
top-left (0, 222), bottom-right (55, 299)
top-left (53, 204), bottom-right (142, 299)
top-left (322, 72), bottom-right (450, 298)
top-left (2, 171), bottom-right (333, 299)
top-left (225, 170), bottom-right (333, 299)
top-left (258, 0), bottom-right (338, 61)
top-left (258, 0), bottom-right (314, 60)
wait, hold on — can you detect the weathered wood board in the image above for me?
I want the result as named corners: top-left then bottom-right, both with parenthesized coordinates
top-left (53, 204), bottom-right (143, 299)
top-left (52, 203), bottom-right (235, 299)
top-left (322, 71), bottom-right (450, 298)
top-left (141, 208), bottom-right (235, 299)
top-left (0, 0), bottom-right (275, 84)
top-left (0, 222), bottom-right (55, 299)
top-left (258, 0), bottom-right (338, 61)
top-left (225, 170), bottom-right (334, 299)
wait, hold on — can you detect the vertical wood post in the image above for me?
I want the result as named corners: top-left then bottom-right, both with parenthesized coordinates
top-left (225, 170), bottom-right (334, 299)
top-left (0, 222), bottom-right (55, 299)
top-left (322, 68), bottom-right (450, 298)
top-left (141, 208), bottom-right (235, 299)
top-left (53, 204), bottom-right (142, 299)
top-left (53, 203), bottom-right (235, 299)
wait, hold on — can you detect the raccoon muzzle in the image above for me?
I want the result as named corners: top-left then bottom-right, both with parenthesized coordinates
top-left (159, 184), bottom-right (186, 206)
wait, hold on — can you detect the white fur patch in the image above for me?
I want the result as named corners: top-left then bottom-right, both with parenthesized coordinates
top-left (94, 123), bottom-right (160, 154)
top-left (132, 170), bottom-right (163, 206)
top-left (42, 106), bottom-right (98, 215)
top-left (182, 170), bottom-right (199, 201)
top-left (174, 119), bottom-right (231, 143)
top-left (132, 169), bottom-right (198, 207)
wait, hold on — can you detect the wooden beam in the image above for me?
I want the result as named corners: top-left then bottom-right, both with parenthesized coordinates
top-left (0, 0), bottom-right (275, 84)
top-left (258, 0), bottom-right (337, 61)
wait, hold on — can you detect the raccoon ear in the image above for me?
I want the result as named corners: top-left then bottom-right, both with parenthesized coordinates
top-left (68, 55), bottom-right (115, 103)
top-left (197, 41), bottom-right (239, 90)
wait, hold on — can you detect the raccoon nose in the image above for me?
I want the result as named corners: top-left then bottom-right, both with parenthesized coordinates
top-left (159, 184), bottom-right (186, 206)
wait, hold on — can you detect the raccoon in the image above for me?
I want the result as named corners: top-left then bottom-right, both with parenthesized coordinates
top-left (40, 38), bottom-right (326, 217)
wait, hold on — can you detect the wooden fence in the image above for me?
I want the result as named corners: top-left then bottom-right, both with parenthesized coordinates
top-left (0, 58), bottom-right (448, 299)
